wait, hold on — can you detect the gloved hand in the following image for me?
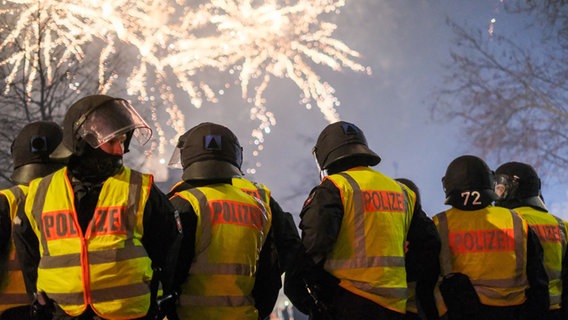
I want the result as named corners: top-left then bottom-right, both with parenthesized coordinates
top-left (306, 282), bottom-right (334, 320)
top-left (30, 291), bottom-right (55, 320)
top-left (149, 292), bottom-right (179, 320)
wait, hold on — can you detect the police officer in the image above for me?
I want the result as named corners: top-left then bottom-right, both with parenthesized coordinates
top-left (433, 155), bottom-right (549, 320)
top-left (0, 121), bottom-right (65, 320)
top-left (494, 161), bottom-right (568, 320)
top-left (13, 95), bottom-right (180, 320)
top-left (395, 178), bottom-right (440, 320)
top-left (167, 122), bottom-right (278, 319)
top-left (167, 122), bottom-right (301, 320)
top-left (285, 121), bottom-right (440, 320)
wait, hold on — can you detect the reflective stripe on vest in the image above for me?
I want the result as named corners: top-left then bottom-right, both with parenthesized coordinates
top-left (0, 186), bottom-right (30, 311)
top-left (406, 281), bottom-right (417, 314)
top-left (435, 207), bottom-right (529, 306)
top-left (514, 206), bottom-right (567, 309)
top-left (175, 185), bottom-right (270, 320)
top-left (322, 167), bottom-right (414, 313)
top-left (25, 167), bottom-right (153, 318)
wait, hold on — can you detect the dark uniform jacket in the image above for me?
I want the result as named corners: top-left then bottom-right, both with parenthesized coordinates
top-left (0, 194), bottom-right (12, 274)
top-left (285, 168), bottom-right (441, 320)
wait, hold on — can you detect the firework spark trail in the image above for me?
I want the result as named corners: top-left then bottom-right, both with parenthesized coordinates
top-left (168, 0), bottom-right (368, 169)
top-left (1, 0), bottom-right (186, 155)
top-left (1, 0), bottom-right (369, 172)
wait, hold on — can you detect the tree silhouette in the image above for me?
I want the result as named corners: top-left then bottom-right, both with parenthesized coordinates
top-left (432, 1), bottom-right (568, 180)
top-left (0, 12), bottom-right (123, 187)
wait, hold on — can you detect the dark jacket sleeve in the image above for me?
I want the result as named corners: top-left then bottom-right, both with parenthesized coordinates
top-left (252, 228), bottom-right (281, 320)
top-left (0, 195), bottom-right (10, 258)
top-left (298, 180), bottom-right (343, 265)
top-left (253, 197), bottom-right (301, 319)
top-left (165, 194), bottom-right (197, 295)
top-left (405, 205), bottom-right (441, 320)
top-left (269, 197), bottom-right (302, 273)
top-left (525, 227), bottom-right (550, 319)
top-left (284, 181), bottom-right (342, 315)
top-left (13, 202), bottom-right (40, 296)
top-left (141, 184), bottom-right (180, 270)
top-left (0, 194), bottom-right (11, 285)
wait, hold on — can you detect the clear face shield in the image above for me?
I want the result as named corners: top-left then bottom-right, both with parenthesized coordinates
top-left (494, 173), bottom-right (519, 200)
top-left (168, 141), bottom-right (183, 169)
top-left (312, 147), bottom-right (327, 181)
top-left (76, 99), bottom-right (152, 150)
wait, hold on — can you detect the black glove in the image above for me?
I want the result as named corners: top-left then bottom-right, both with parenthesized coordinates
top-left (305, 281), bottom-right (335, 320)
top-left (30, 292), bottom-right (54, 320)
top-left (149, 292), bottom-right (179, 320)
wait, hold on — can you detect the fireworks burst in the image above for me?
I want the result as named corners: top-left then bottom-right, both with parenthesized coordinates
top-left (0, 0), bottom-right (369, 175)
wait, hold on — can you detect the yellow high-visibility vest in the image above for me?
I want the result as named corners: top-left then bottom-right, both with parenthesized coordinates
top-left (514, 206), bottom-right (567, 309)
top-left (434, 206), bottom-right (529, 307)
top-left (323, 167), bottom-right (415, 313)
top-left (232, 177), bottom-right (271, 208)
top-left (0, 185), bottom-right (29, 311)
top-left (25, 167), bottom-right (153, 318)
top-left (174, 184), bottom-right (271, 320)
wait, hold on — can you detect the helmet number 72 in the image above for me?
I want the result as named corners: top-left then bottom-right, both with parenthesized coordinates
top-left (461, 191), bottom-right (482, 206)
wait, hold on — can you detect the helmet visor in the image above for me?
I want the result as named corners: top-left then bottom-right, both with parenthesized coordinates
top-left (168, 146), bottom-right (183, 169)
top-left (76, 99), bottom-right (152, 149)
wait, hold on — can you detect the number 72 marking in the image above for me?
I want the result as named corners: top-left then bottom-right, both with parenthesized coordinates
top-left (461, 191), bottom-right (482, 206)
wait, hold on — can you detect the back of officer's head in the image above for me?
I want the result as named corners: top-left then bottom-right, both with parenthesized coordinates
top-left (10, 121), bottom-right (65, 185)
top-left (175, 122), bottom-right (243, 181)
top-left (313, 121), bottom-right (381, 174)
top-left (494, 161), bottom-right (547, 211)
top-left (442, 155), bottom-right (498, 210)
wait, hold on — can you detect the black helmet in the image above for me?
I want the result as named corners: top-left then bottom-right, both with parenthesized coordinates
top-left (169, 122), bottom-right (243, 180)
top-left (494, 161), bottom-right (546, 211)
top-left (10, 121), bottom-right (65, 184)
top-left (442, 155), bottom-right (498, 209)
top-left (313, 121), bottom-right (381, 171)
top-left (50, 94), bottom-right (152, 158)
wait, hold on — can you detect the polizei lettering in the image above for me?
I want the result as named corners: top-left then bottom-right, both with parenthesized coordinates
top-left (532, 224), bottom-right (563, 243)
top-left (240, 188), bottom-right (262, 201)
top-left (362, 190), bottom-right (405, 213)
top-left (42, 211), bottom-right (79, 240)
top-left (89, 206), bottom-right (127, 235)
top-left (449, 229), bottom-right (515, 254)
top-left (42, 207), bottom-right (128, 239)
top-left (210, 200), bottom-right (263, 230)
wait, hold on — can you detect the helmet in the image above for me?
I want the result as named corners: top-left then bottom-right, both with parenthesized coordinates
top-left (442, 155), bottom-right (498, 208)
top-left (494, 161), bottom-right (546, 211)
top-left (313, 121), bottom-right (381, 171)
top-left (10, 121), bottom-right (65, 184)
top-left (50, 94), bottom-right (152, 158)
top-left (169, 122), bottom-right (243, 180)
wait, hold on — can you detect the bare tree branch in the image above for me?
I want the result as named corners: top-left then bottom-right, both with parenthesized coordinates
top-left (432, 1), bottom-right (568, 181)
top-left (0, 12), bottom-right (122, 187)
